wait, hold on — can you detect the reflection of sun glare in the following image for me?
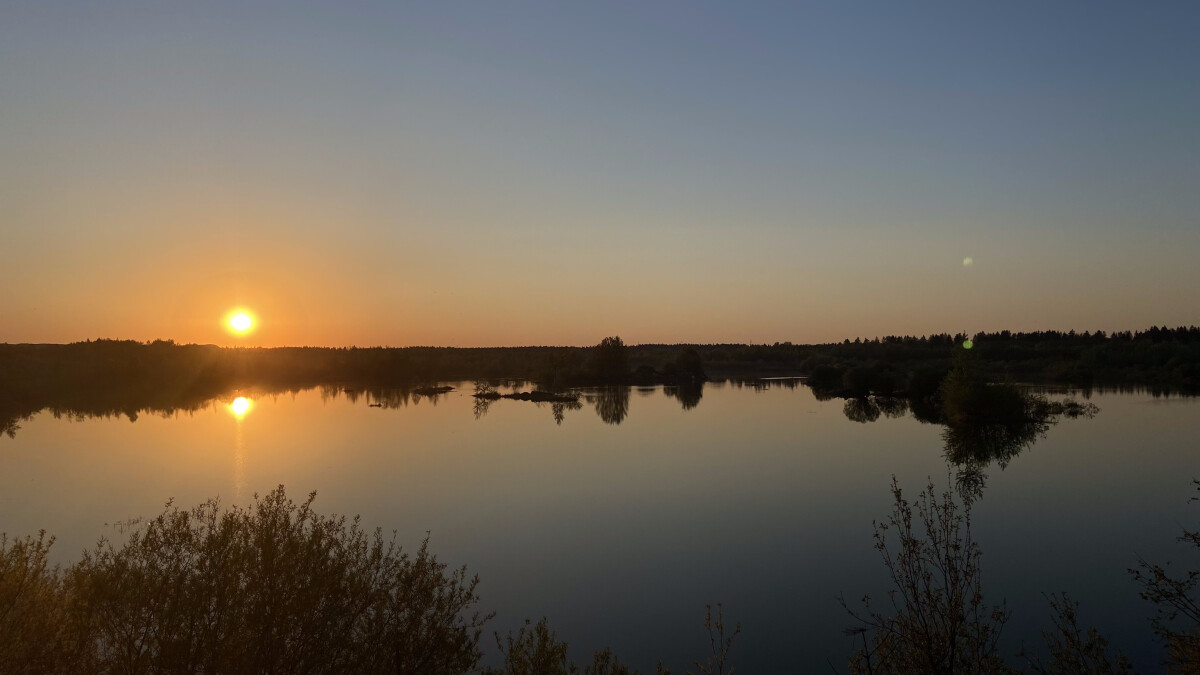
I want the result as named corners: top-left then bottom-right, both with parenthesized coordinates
top-left (226, 310), bottom-right (256, 335)
top-left (229, 396), bottom-right (253, 418)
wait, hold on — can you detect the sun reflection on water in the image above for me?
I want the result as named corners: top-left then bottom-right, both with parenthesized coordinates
top-left (228, 396), bottom-right (252, 502)
top-left (229, 396), bottom-right (252, 418)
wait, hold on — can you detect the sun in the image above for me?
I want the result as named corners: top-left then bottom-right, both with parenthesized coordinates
top-left (226, 310), bottom-right (256, 335)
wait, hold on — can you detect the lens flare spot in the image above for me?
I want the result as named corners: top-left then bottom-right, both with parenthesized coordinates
top-left (962, 339), bottom-right (974, 350)
top-left (963, 257), bottom-right (974, 267)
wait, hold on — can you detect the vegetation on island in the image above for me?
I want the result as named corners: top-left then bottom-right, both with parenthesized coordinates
top-left (815, 344), bottom-right (1100, 500)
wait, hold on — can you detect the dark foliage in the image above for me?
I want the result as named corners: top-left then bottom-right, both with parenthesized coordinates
top-left (589, 336), bottom-right (631, 385)
top-left (843, 478), bottom-right (1010, 675)
top-left (1130, 480), bottom-right (1200, 673)
top-left (3, 325), bottom-right (1192, 436)
top-left (483, 617), bottom-right (662, 675)
top-left (1020, 594), bottom-right (1134, 675)
top-left (0, 487), bottom-right (488, 674)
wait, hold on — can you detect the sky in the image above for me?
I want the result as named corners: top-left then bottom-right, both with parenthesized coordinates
top-left (1, 1), bottom-right (1197, 347)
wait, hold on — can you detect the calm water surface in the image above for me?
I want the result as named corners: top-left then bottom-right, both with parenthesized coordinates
top-left (2, 382), bottom-right (1198, 672)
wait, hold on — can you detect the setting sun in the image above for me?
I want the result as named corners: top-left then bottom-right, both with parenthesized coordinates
top-left (5, 5), bottom-right (1200, 672)
top-left (226, 311), bottom-right (255, 335)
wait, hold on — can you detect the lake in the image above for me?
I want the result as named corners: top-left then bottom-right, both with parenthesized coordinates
top-left (2, 380), bottom-right (1198, 673)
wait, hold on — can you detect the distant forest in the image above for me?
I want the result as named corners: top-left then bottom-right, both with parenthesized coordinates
top-left (2, 325), bottom-right (1197, 436)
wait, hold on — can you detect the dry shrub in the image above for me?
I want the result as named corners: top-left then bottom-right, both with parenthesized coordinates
top-left (0, 487), bottom-right (488, 675)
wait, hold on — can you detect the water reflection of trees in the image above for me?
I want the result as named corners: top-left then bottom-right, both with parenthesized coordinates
top-left (470, 396), bottom-right (585, 425)
top-left (549, 400), bottom-right (584, 425)
top-left (942, 414), bottom-right (1048, 503)
top-left (584, 387), bottom-right (631, 425)
top-left (471, 383), bottom-right (704, 425)
top-left (843, 396), bottom-right (909, 424)
top-left (730, 377), bottom-right (803, 392)
top-left (0, 383), bottom-right (433, 440)
top-left (827, 378), bottom-right (1098, 500)
top-left (843, 398), bottom-right (881, 424)
top-left (664, 383), bottom-right (703, 411)
top-left (321, 385), bottom-right (424, 409)
top-left (1, 382), bottom-right (279, 439)
top-left (874, 397), bottom-right (910, 418)
top-left (473, 397), bottom-right (494, 420)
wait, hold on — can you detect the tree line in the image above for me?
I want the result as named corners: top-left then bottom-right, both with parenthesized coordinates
top-left (3, 326), bottom-right (1196, 438)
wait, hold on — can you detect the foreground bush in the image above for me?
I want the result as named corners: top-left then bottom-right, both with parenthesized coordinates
top-left (0, 531), bottom-right (86, 671)
top-left (843, 477), bottom-right (1152, 675)
top-left (1131, 480), bottom-right (1200, 673)
top-left (0, 487), bottom-right (488, 675)
top-left (9, 477), bottom-right (1200, 674)
top-left (842, 478), bottom-right (1010, 675)
top-left (483, 607), bottom-right (736, 675)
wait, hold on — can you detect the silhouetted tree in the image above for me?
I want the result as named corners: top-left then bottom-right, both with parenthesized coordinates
top-left (590, 337), bottom-right (631, 385)
top-left (843, 477), bottom-right (1009, 675)
top-left (673, 348), bottom-right (707, 384)
top-left (808, 364), bottom-right (847, 392)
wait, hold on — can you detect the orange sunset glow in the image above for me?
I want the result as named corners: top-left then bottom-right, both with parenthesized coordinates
top-left (3, 4), bottom-right (1200, 673)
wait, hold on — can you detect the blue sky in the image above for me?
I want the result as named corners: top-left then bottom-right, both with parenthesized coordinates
top-left (2, 1), bottom-right (1197, 345)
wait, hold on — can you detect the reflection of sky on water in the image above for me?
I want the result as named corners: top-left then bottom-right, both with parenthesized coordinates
top-left (0, 385), bottom-right (1197, 673)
